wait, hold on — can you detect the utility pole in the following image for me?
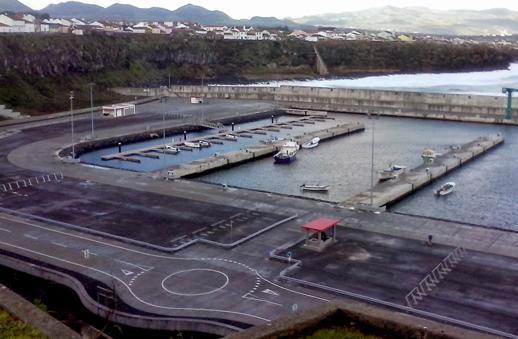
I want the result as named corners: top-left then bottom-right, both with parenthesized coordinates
top-left (69, 91), bottom-right (75, 158)
top-left (369, 112), bottom-right (376, 208)
top-left (89, 83), bottom-right (95, 138)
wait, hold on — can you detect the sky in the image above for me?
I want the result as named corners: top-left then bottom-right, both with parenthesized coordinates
top-left (21, 0), bottom-right (518, 18)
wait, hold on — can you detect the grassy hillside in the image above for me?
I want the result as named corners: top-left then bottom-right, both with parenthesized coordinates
top-left (0, 33), bottom-right (512, 115)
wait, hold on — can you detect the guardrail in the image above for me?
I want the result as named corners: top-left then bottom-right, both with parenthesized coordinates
top-left (1, 172), bottom-right (64, 192)
top-left (405, 247), bottom-right (467, 307)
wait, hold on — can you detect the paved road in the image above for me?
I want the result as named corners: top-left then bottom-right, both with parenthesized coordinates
top-left (0, 212), bottom-right (328, 327)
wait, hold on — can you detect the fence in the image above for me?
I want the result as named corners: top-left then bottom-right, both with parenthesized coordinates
top-left (405, 246), bottom-right (467, 307)
top-left (1, 172), bottom-right (64, 192)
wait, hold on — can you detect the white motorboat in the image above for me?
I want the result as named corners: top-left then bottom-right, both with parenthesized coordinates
top-left (199, 140), bottom-right (211, 147)
top-left (224, 134), bottom-right (238, 141)
top-left (165, 145), bottom-right (180, 153)
top-left (260, 136), bottom-right (285, 144)
top-left (274, 141), bottom-right (299, 164)
top-left (300, 183), bottom-right (329, 192)
top-left (378, 164), bottom-right (407, 181)
top-left (301, 137), bottom-right (320, 149)
top-left (435, 182), bottom-right (456, 196)
top-left (184, 141), bottom-right (201, 148)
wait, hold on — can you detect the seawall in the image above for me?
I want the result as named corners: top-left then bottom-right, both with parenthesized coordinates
top-left (113, 86), bottom-right (518, 125)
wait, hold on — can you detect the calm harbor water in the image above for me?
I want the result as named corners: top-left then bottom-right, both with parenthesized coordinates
top-left (83, 66), bottom-right (518, 231)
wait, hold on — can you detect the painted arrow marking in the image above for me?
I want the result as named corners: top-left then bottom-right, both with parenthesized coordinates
top-left (262, 289), bottom-right (279, 296)
top-left (121, 269), bottom-right (134, 276)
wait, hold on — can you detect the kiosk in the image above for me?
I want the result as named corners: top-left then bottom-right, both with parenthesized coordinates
top-left (302, 218), bottom-right (339, 252)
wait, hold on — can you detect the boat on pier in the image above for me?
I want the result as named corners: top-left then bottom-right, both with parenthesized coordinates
top-left (378, 164), bottom-right (407, 181)
top-left (422, 148), bottom-right (437, 163)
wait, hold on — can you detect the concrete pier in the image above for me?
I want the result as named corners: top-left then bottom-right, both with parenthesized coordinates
top-left (341, 134), bottom-right (504, 208)
top-left (167, 122), bottom-right (365, 179)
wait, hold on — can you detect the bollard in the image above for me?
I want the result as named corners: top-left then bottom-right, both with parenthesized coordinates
top-left (118, 142), bottom-right (122, 153)
top-left (271, 115), bottom-right (274, 123)
top-left (183, 131), bottom-right (187, 140)
top-left (231, 122), bottom-right (235, 131)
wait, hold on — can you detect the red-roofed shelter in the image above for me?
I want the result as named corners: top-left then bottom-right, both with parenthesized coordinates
top-left (302, 218), bottom-right (339, 252)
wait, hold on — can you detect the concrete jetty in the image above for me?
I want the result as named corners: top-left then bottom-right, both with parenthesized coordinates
top-left (341, 134), bottom-right (504, 208)
top-left (167, 122), bottom-right (365, 179)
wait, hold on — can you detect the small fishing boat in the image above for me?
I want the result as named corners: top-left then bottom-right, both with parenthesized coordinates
top-left (300, 183), bottom-right (329, 192)
top-left (224, 134), bottom-right (238, 141)
top-left (274, 141), bottom-right (299, 164)
top-left (378, 164), bottom-right (407, 181)
top-left (434, 182), bottom-right (456, 196)
top-left (199, 140), bottom-right (211, 147)
top-left (260, 136), bottom-right (285, 144)
top-left (165, 145), bottom-right (180, 153)
top-left (184, 141), bottom-right (201, 148)
top-left (421, 148), bottom-right (436, 162)
top-left (302, 137), bottom-right (320, 149)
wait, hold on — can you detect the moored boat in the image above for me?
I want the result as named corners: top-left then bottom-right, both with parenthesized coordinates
top-left (434, 182), bottom-right (456, 196)
top-left (184, 141), bottom-right (201, 148)
top-left (378, 164), bottom-right (407, 181)
top-left (302, 137), bottom-right (320, 149)
top-left (300, 183), bottom-right (329, 192)
top-left (199, 140), bottom-right (211, 147)
top-left (224, 134), bottom-right (238, 141)
top-left (165, 145), bottom-right (180, 153)
top-left (274, 141), bottom-right (299, 164)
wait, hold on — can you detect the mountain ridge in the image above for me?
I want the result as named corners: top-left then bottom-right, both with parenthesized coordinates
top-left (291, 6), bottom-right (518, 35)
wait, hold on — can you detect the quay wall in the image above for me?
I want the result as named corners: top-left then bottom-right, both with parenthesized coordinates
top-left (114, 86), bottom-right (518, 125)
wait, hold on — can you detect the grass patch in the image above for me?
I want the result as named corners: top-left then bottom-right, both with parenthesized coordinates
top-left (0, 307), bottom-right (46, 338)
top-left (305, 326), bottom-right (382, 339)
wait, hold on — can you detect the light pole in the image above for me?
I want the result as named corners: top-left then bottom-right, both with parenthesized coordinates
top-left (369, 112), bottom-right (376, 208)
top-left (69, 91), bottom-right (75, 158)
top-left (88, 83), bottom-right (95, 138)
top-left (162, 95), bottom-right (166, 167)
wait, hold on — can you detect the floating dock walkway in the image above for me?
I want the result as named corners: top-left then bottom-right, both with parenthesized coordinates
top-left (101, 116), bottom-right (337, 163)
top-left (340, 134), bottom-right (504, 209)
top-left (166, 122), bottom-right (365, 179)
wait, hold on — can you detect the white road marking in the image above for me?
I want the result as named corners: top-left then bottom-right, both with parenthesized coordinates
top-left (161, 269), bottom-right (229, 296)
top-left (23, 234), bottom-right (38, 240)
top-left (262, 289), bottom-right (279, 296)
top-left (121, 269), bottom-right (134, 276)
top-left (114, 259), bottom-right (153, 271)
top-left (0, 214), bottom-right (327, 303)
top-left (51, 242), bottom-right (68, 248)
top-left (0, 239), bottom-right (271, 322)
top-left (0, 227), bottom-right (11, 233)
top-left (242, 293), bottom-right (283, 307)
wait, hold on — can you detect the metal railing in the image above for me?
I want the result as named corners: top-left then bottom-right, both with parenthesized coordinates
top-left (1, 172), bottom-right (64, 192)
top-left (405, 246), bottom-right (467, 307)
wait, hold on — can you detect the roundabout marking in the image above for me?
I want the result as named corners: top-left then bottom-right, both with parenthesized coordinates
top-left (161, 268), bottom-right (229, 296)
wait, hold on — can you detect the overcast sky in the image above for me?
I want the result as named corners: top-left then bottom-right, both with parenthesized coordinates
top-left (23, 0), bottom-right (518, 18)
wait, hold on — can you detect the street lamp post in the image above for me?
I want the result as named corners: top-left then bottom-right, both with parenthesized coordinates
top-left (369, 112), bottom-right (376, 208)
top-left (69, 91), bottom-right (75, 158)
top-left (89, 83), bottom-right (95, 138)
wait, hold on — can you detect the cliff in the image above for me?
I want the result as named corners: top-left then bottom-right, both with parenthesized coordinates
top-left (0, 33), bottom-right (512, 115)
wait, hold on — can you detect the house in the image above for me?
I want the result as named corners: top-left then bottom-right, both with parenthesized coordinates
top-left (0, 13), bottom-right (35, 33)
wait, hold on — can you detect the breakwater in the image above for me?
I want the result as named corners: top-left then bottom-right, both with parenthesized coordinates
top-left (341, 134), bottom-right (504, 208)
top-left (114, 86), bottom-right (518, 125)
